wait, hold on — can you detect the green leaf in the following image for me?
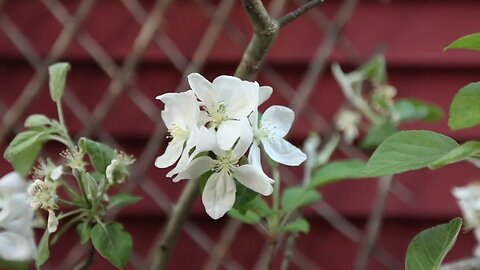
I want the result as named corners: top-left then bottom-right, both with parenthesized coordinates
top-left (91, 222), bottom-right (132, 269)
top-left (4, 130), bottom-right (48, 176)
top-left (395, 99), bottom-right (443, 123)
top-left (358, 54), bottom-right (387, 85)
top-left (24, 114), bottom-right (51, 128)
top-left (76, 222), bottom-right (92, 245)
top-left (449, 82), bottom-right (480, 130)
top-left (109, 193), bottom-right (142, 208)
top-left (429, 141), bottom-right (480, 169)
top-left (0, 259), bottom-right (29, 270)
top-left (445, 33), bottom-right (480, 51)
top-left (232, 181), bottom-right (259, 210)
top-left (360, 121), bottom-right (398, 149)
top-left (405, 218), bottom-right (462, 270)
top-left (80, 172), bottom-right (98, 200)
top-left (364, 130), bottom-right (458, 177)
top-left (281, 186), bottom-right (321, 213)
top-left (228, 208), bottom-right (261, 224)
top-left (282, 218), bottom-right (310, 233)
top-left (48, 62), bottom-right (71, 102)
top-left (36, 232), bottom-right (50, 269)
top-left (79, 138), bottom-right (116, 173)
top-left (309, 159), bottom-right (368, 188)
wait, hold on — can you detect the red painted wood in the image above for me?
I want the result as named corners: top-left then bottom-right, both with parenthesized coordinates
top-left (1, 0), bottom-right (480, 269)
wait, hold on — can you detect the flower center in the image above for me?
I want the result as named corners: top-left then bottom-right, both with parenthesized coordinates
top-left (168, 123), bottom-right (189, 139)
top-left (207, 103), bottom-right (229, 129)
top-left (212, 151), bottom-right (236, 175)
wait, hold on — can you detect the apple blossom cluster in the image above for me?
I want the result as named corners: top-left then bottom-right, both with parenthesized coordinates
top-left (0, 172), bottom-right (36, 262)
top-left (452, 183), bottom-right (480, 256)
top-left (155, 73), bottom-right (307, 219)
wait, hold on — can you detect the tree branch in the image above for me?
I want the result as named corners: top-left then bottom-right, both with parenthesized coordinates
top-left (278, 0), bottom-right (324, 27)
top-left (149, 1), bottom-right (324, 269)
top-left (149, 178), bottom-right (200, 270)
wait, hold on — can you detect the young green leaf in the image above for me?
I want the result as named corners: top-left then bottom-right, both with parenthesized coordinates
top-left (358, 54), bottom-right (387, 85)
top-left (360, 121), bottom-right (398, 149)
top-left (364, 130), bottom-right (458, 176)
top-left (48, 62), bottom-right (71, 102)
top-left (90, 222), bottom-right (132, 269)
top-left (79, 137), bottom-right (116, 173)
top-left (395, 98), bottom-right (443, 123)
top-left (281, 187), bottom-right (321, 213)
top-left (429, 141), bottom-right (480, 169)
top-left (405, 218), bottom-right (462, 270)
top-left (281, 218), bottom-right (310, 233)
top-left (445, 33), bottom-right (480, 51)
top-left (109, 193), bottom-right (142, 208)
top-left (309, 159), bottom-right (368, 188)
top-left (228, 208), bottom-right (261, 224)
top-left (449, 83), bottom-right (480, 130)
top-left (0, 259), bottom-right (29, 270)
top-left (232, 181), bottom-right (259, 210)
top-left (24, 114), bottom-right (51, 128)
top-left (76, 222), bottom-right (92, 245)
top-left (4, 130), bottom-right (48, 176)
top-left (36, 232), bottom-right (50, 269)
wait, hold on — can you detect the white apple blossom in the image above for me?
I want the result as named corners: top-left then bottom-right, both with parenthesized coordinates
top-left (155, 90), bottom-right (201, 174)
top-left (249, 105), bottom-right (306, 166)
top-left (174, 119), bottom-right (274, 219)
top-left (0, 172), bottom-right (36, 261)
top-left (452, 183), bottom-right (480, 256)
top-left (187, 73), bottom-right (259, 150)
top-left (28, 178), bottom-right (59, 233)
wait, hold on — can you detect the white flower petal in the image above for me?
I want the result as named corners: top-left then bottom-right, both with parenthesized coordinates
top-left (0, 231), bottom-right (35, 261)
top-left (213, 76), bottom-right (256, 119)
top-left (157, 90), bottom-right (199, 129)
top-left (187, 73), bottom-right (216, 109)
top-left (50, 166), bottom-right (63, 181)
top-left (248, 143), bottom-right (263, 171)
top-left (0, 193), bottom-right (33, 233)
top-left (202, 172), bottom-right (236, 219)
top-left (231, 119), bottom-right (253, 160)
top-left (262, 105), bottom-right (294, 139)
top-left (194, 126), bottom-right (217, 153)
top-left (216, 120), bottom-right (243, 151)
top-left (155, 138), bottom-right (185, 169)
top-left (262, 138), bottom-right (307, 166)
top-left (47, 210), bottom-right (58, 233)
top-left (233, 164), bottom-right (274, 195)
top-left (173, 156), bottom-right (214, 182)
top-left (258, 86), bottom-right (273, 105)
top-left (0, 172), bottom-right (28, 195)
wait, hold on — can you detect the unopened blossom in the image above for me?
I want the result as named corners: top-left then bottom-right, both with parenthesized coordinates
top-left (0, 172), bottom-right (36, 261)
top-left (28, 179), bottom-right (58, 233)
top-left (187, 73), bottom-right (259, 150)
top-left (452, 183), bottom-right (480, 256)
top-left (372, 84), bottom-right (397, 116)
top-left (335, 108), bottom-right (361, 144)
top-left (106, 153), bottom-right (135, 185)
top-left (155, 90), bottom-right (200, 174)
top-left (249, 105), bottom-right (307, 166)
top-left (174, 120), bottom-right (274, 219)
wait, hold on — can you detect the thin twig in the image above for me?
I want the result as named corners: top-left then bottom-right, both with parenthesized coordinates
top-left (74, 243), bottom-right (95, 270)
top-left (278, 0), bottom-right (324, 27)
top-left (149, 178), bottom-right (200, 270)
top-left (440, 257), bottom-right (480, 270)
top-left (354, 175), bottom-right (394, 270)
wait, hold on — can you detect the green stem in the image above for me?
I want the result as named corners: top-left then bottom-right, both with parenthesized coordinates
top-left (51, 213), bottom-right (87, 245)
